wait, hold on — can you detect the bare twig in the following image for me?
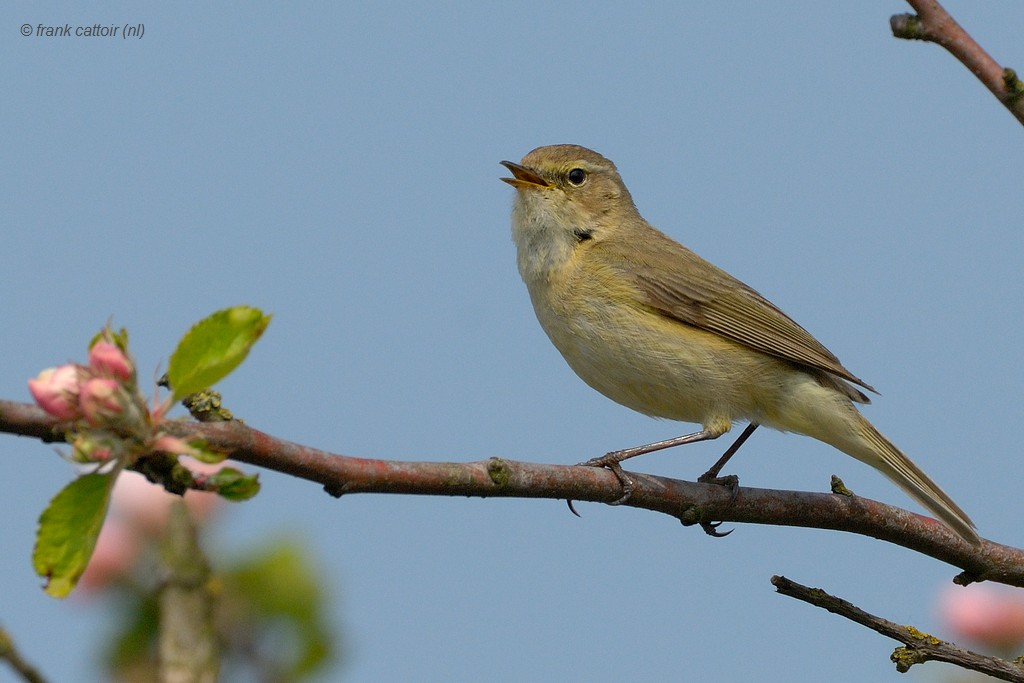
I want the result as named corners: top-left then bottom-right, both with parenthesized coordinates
top-left (772, 575), bottom-right (1024, 681)
top-left (2, 398), bottom-right (1021, 585)
top-left (0, 627), bottom-right (48, 683)
top-left (891, 0), bottom-right (1024, 125)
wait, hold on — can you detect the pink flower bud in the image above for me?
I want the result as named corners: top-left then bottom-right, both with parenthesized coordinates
top-left (28, 365), bottom-right (84, 420)
top-left (939, 584), bottom-right (1024, 649)
top-left (79, 378), bottom-right (124, 426)
top-left (88, 341), bottom-right (134, 381)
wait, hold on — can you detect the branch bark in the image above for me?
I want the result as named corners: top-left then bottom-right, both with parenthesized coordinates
top-left (772, 575), bottom-right (1024, 681)
top-left (2, 398), bottom-right (1022, 586)
top-left (891, 0), bottom-right (1024, 125)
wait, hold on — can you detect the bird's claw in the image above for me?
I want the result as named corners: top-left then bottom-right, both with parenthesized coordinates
top-left (700, 520), bottom-right (734, 538)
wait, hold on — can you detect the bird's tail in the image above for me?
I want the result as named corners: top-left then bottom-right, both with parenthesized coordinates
top-left (845, 413), bottom-right (978, 545)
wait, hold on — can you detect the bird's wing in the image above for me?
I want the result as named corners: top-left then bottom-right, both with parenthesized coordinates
top-left (608, 233), bottom-right (876, 400)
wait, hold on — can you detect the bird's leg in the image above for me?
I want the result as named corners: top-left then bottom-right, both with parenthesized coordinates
top-left (583, 429), bottom-right (724, 468)
top-left (697, 422), bottom-right (759, 498)
top-left (689, 423), bottom-right (758, 537)
top-left (579, 422), bottom-right (760, 507)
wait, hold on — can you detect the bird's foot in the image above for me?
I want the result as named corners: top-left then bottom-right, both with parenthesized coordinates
top-left (579, 455), bottom-right (634, 505)
top-left (697, 470), bottom-right (740, 503)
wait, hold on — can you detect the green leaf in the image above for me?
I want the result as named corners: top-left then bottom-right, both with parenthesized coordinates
top-left (33, 472), bottom-right (116, 598)
top-left (208, 467), bottom-right (261, 501)
top-left (104, 593), bottom-right (159, 672)
top-left (226, 541), bottom-right (333, 677)
top-left (186, 438), bottom-right (228, 465)
top-left (166, 306), bottom-right (271, 399)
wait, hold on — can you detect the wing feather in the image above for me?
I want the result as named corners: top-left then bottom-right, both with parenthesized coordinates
top-left (601, 232), bottom-right (876, 401)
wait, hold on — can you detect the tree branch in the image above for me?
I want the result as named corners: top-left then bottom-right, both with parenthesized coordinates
top-left (772, 575), bottom-right (1024, 681)
top-left (2, 398), bottom-right (1022, 585)
top-left (0, 627), bottom-right (48, 683)
top-left (158, 502), bottom-right (219, 683)
top-left (891, 0), bottom-right (1024, 125)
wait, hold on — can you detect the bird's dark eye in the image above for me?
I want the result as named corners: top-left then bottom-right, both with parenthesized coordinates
top-left (567, 168), bottom-right (587, 186)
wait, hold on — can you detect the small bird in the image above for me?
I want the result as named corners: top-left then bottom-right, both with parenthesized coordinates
top-left (501, 144), bottom-right (978, 545)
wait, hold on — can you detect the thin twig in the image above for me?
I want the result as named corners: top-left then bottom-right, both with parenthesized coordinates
top-left (772, 575), bottom-right (1024, 681)
top-left (0, 627), bottom-right (48, 683)
top-left (891, 0), bottom-right (1024, 125)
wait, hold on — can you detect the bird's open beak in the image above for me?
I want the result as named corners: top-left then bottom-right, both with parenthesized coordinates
top-left (500, 161), bottom-right (550, 189)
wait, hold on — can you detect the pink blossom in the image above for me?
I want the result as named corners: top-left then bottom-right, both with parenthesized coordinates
top-left (88, 341), bottom-right (134, 381)
top-left (109, 470), bottom-right (180, 534)
top-left (112, 464), bottom-right (224, 532)
top-left (939, 583), bottom-right (1024, 649)
top-left (110, 467), bottom-right (223, 536)
top-left (28, 365), bottom-right (84, 420)
top-left (79, 378), bottom-right (123, 426)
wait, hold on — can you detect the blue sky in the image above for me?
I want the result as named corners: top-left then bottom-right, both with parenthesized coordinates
top-left (2, 2), bottom-right (1022, 681)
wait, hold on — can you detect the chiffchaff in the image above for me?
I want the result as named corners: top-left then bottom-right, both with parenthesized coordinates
top-left (501, 144), bottom-right (977, 545)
